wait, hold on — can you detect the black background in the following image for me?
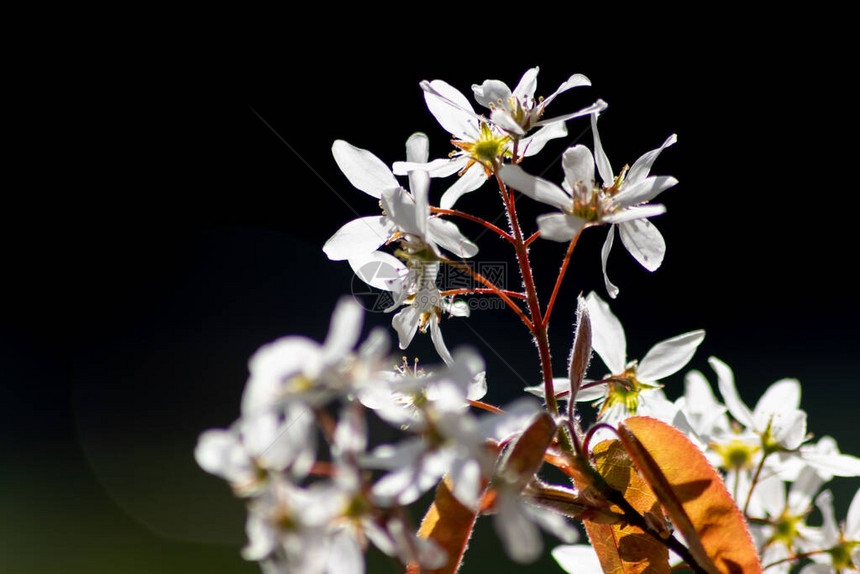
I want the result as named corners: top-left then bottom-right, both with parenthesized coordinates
top-left (2, 12), bottom-right (858, 574)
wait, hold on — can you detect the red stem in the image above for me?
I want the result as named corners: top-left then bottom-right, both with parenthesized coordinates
top-left (542, 230), bottom-right (582, 328)
top-left (440, 257), bottom-right (533, 331)
top-left (468, 400), bottom-right (505, 414)
top-left (495, 172), bottom-right (558, 416)
top-left (431, 206), bottom-right (515, 244)
top-left (441, 287), bottom-right (527, 300)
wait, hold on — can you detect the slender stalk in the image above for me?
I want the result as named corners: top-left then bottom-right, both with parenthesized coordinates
top-left (543, 230), bottom-right (582, 328)
top-left (440, 287), bottom-right (527, 300)
top-left (431, 206), bottom-right (515, 244)
top-left (439, 256), bottom-right (533, 331)
top-left (468, 400), bottom-right (505, 414)
top-left (495, 172), bottom-right (559, 416)
top-left (743, 451), bottom-right (770, 517)
top-left (762, 549), bottom-right (829, 571)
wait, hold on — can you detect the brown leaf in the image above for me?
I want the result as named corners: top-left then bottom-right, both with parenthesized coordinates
top-left (407, 476), bottom-right (483, 574)
top-left (497, 411), bottom-right (557, 489)
top-left (618, 416), bottom-right (762, 574)
top-left (584, 439), bottom-right (671, 574)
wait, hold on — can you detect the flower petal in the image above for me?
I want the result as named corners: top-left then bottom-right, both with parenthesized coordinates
top-left (428, 217), bottom-right (479, 258)
top-left (600, 225), bottom-right (620, 299)
top-left (438, 162), bottom-right (487, 209)
top-left (326, 529), bottom-right (364, 574)
top-left (638, 330), bottom-right (705, 383)
top-left (618, 217), bottom-right (666, 272)
top-left (194, 428), bottom-right (249, 482)
top-left (536, 212), bottom-right (587, 242)
top-left (561, 145), bottom-right (596, 197)
top-left (494, 495), bottom-right (543, 563)
top-left (512, 67), bottom-right (540, 100)
top-left (332, 140), bottom-right (399, 198)
top-left (752, 378), bottom-right (802, 420)
top-left (584, 291), bottom-right (627, 374)
top-left (552, 544), bottom-right (603, 574)
top-left (709, 356), bottom-right (755, 430)
top-left (536, 99), bottom-right (608, 128)
top-left (626, 133), bottom-right (677, 186)
top-left (540, 73), bottom-right (590, 108)
top-left (520, 121), bottom-right (567, 156)
top-left (614, 175), bottom-right (679, 207)
top-left (421, 79), bottom-right (480, 140)
top-left (392, 156), bottom-right (463, 178)
top-left (392, 306), bottom-right (420, 350)
top-left (429, 319), bottom-right (455, 366)
top-left (472, 78), bottom-right (513, 109)
top-left (348, 250), bottom-right (407, 292)
top-left (602, 203), bottom-right (666, 224)
top-left (846, 485), bottom-right (860, 538)
top-left (323, 216), bottom-right (394, 261)
top-left (590, 113), bottom-right (613, 186)
top-left (498, 164), bottom-right (571, 211)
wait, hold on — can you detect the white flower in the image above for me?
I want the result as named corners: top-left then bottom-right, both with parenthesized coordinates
top-left (779, 435), bottom-right (860, 482)
top-left (394, 75), bottom-right (605, 209)
top-left (471, 67), bottom-right (593, 137)
top-left (576, 291), bottom-right (704, 427)
top-left (241, 297), bottom-right (387, 415)
top-left (194, 400), bottom-right (317, 492)
top-left (357, 349), bottom-right (487, 430)
top-left (798, 488), bottom-right (860, 573)
top-left (710, 355), bottom-right (808, 454)
top-left (499, 113), bottom-right (677, 298)
top-left (237, 403), bottom-right (446, 574)
top-left (488, 410), bottom-right (580, 564)
top-left (491, 479), bottom-right (579, 564)
top-left (552, 544), bottom-right (605, 574)
top-left (365, 374), bottom-right (541, 511)
top-left (323, 133), bottom-right (478, 262)
top-left (747, 466), bottom-right (826, 572)
top-left (240, 476), bottom-right (339, 574)
top-left (350, 249), bottom-right (467, 366)
top-left (705, 356), bottom-right (860, 484)
top-left (672, 368), bottom-right (731, 448)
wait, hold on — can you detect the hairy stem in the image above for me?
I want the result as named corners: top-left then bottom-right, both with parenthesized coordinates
top-left (440, 257), bottom-right (533, 331)
top-left (431, 206), bottom-right (516, 244)
top-left (440, 287), bottom-right (528, 300)
top-left (495, 172), bottom-right (558, 416)
top-left (543, 230), bottom-right (582, 328)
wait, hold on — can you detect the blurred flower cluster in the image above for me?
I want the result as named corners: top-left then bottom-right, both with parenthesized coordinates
top-left (197, 68), bottom-right (860, 573)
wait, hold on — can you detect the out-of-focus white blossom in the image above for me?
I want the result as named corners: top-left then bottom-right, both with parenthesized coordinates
top-left (798, 488), bottom-right (860, 573)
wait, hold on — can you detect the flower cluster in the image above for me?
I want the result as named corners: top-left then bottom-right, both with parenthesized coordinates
top-left (198, 68), bottom-right (860, 574)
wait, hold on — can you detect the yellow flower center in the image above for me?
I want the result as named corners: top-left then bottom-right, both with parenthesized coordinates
top-left (769, 510), bottom-right (803, 547)
top-left (451, 122), bottom-right (510, 176)
top-left (711, 439), bottom-right (760, 471)
top-left (599, 365), bottom-right (660, 417)
top-left (828, 539), bottom-right (859, 570)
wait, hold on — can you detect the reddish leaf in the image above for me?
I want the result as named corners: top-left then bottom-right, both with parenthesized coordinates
top-left (407, 475), bottom-right (482, 574)
top-left (584, 439), bottom-right (671, 574)
top-left (498, 412), bottom-right (557, 488)
top-left (618, 416), bottom-right (761, 574)
top-left (407, 413), bottom-right (560, 574)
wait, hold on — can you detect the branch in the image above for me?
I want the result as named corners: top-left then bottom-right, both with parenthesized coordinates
top-left (542, 230), bottom-right (582, 328)
top-left (431, 206), bottom-right (516, 244)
